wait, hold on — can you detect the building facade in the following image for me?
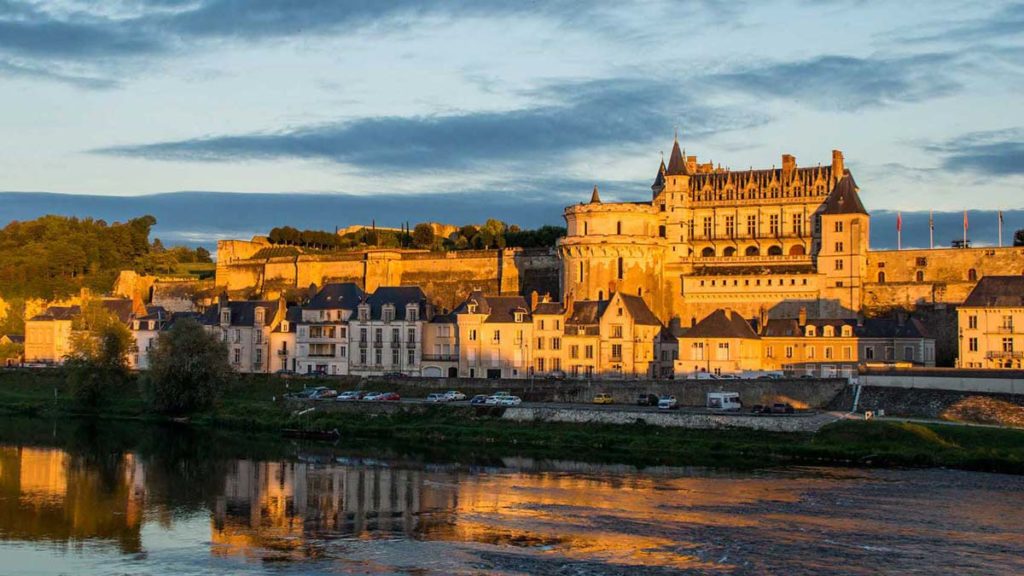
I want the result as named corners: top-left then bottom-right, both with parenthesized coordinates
top-left (455, 292), bottom-right (533, 379)
top-left (348, 286), bottom-right (429, 377)
top-left (295, 283), bottom-right (363, 376)
top-left (957, 276), bottom-right (1024, 369)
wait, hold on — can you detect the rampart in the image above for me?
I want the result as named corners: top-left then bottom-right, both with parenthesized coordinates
top-left (215, 241), bottom-right (561, 310)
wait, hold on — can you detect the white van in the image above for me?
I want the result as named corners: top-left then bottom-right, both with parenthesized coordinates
top-left (707, 392), bottom-right (743, 411)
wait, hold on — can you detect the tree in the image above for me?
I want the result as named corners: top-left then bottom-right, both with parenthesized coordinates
top-left (1014, 228), bottom-right (1024, 247)
top-left (66, 317), bottom-right (134, 410)
top-left (412, 223), bottom-right (435, 249)
top-left (144, 318), bottom-right (232, 415)
top-left (196, 247), bottom-right (212, 263)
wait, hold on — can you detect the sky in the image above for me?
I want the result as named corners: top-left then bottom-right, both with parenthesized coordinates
top-left (1, 1), bottom-right (1022, 226)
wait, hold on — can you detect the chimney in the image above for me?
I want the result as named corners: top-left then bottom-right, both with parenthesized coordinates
top-left (798, 306), bottom-right (807, 327)
top-left (782, 154), bottom-right (796, 176)
top-left (530, 290), bottom-right (539, 311)
top-left (832, 150), bottom-right (844, 178)
top-left (686, 155), bottom-right (698, 174)
top-left (759, 306), bottom-right (768, 334)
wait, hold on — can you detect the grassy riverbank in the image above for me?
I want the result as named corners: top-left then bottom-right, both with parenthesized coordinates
top-left (1, 369), bottom-right (1022, 474)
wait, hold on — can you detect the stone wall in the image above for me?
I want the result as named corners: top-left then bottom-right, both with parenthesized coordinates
top-left (215, 242), bottom-right (560, 309)
top-left (502, 406), bottom-right (838, 432)
top-left (845, 385), bottom-right (1024, 419)
top-left (860, 369), bottom-right (1024, 395)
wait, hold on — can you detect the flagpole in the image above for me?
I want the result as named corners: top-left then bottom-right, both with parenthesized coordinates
top-left (998, 211), bottom-right (1003, 248)
top-left (963, 210), bottom-right (968, 247)
top-left (896, 212), bottom-right (902, 251)
top-left (929, 210), bottom-right (934, 249)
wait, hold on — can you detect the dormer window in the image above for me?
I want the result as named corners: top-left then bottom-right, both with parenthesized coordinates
top-left (255, 309), bottom-right (265, 325)
top-left (467, 302), bottom-right (478, 314)
top-left (281, 321), bottom-right (289, 332)
top-left (514, 311), bottom-right (524, 323)
top-left (382, 304), bottom-right (395, 323)
top-left (823, 325), bottom-right (834, 338)
top-left (358, 304), bottom-right (370, 322)
top-left (407, 305), bottom-right (418, 322)
top-left (806, 326), bottom-right (816, 337)
top-left (841, 325), bottom-right (853, 338)
top-left (221, 310), bottom-right (231, 325)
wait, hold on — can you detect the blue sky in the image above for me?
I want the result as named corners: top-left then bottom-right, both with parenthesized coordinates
top-left (1, 0), bottom-right (1022, 216)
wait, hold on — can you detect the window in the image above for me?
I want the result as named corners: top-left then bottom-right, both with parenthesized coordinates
top-left (878, 271), bottom-right (886, 283)
top-left (514, 311), bottom-right (525, 322)
top-left (725, 216), bottom-right (735, 237)
top-left (537, 358), bottom-right (545, 372)
top-left (716, 342), bottom-right (730, 360)
top-left (915, 270), bottom-right (924, 282)
top-left (834, 242), bottom-right (844, 253)
top-left (825, 346), bottom-right (833, 360)
top-left (904, 346), bottom-right (914, 361)
top-left (360, 328), bottom-right (367, 343)
top-left (747, 215), bottom-right (757, 237)
top-left (843, 346), bottom-right (852, 360)
top-left (766, 345), bottom-right (774, 358)
top-left (555, 320), bottom-right (561, 330)
top-left (469, 329), bottom-right (477, 341)
top-left (537, 337), bottom-right (545, 350)
top-left (552, 337), bottom-right (561, 350)
top-left (578, 262), bottom-right (584, 283)
top-left (233, 348), bottom-right (240, 364)
top-left (968, 315), bottom-right (978, 329)
top-left (570, 345), bottom-right (579, 359)
top-left (611, 344), bottom-right (622, 360)
top-left (583, 222), bottom-right (588, 235)
top-left (391, 348), bottom-right (399, 366)
top-left (835, 259), bottom-right (844, 271)
top-left (221, 311), bottom-right (231, 324)
top-left (360, 348), bottom-right (367, 364)
top-left (585, 345), bottom-right (594, 359)
top-left (702, 217), bottom-right (713, 238)
top-left (792, 213), bottom-right (803, 236)
top-left (254, 330), bottom-right (262, 344)
top-left (408, 348), bottom-right (415, 366)
top-left (834, 221), bottom-right (844, 233)
top-left (374, 349), bottom-right (382, 365)
top-left (382, 306), bottom-right (395, 323)
top-left (255, 348), bottom-right (262, 364)
top-left (375, 328), bottom-right (383, 342)
top-left (1002, 315), bottom-right (1013, 331)
top-left (968, 269), bottom-right (977, 282)
top-left (407, 328), bottom-right (415, 344)
top-left (617, 257), bottom-right (624, 280)
top-left (612, 325), bottom-right (623, 338)
top-left (916, 257), bottom-right (927, 266)
top-left (1002, 337), bottom-right (1014, 352)
top-left (658, 225), bottom-right (666, 238)
top-left (806, 346), bottom-right (815, 359)
top-left (408, 308), bottom-right (418, 322)
top-left (968, 337), bottom-right (978, 352)
top-left (785, 346), bottom-right (793, 359)
top-left (769, 214), bottom-right (780, 236)
top-left (865, 346), bottom-right (875, 360)
top-left (492, 330), bottom-right (501, 343)
top-left (616, 221), bottom-right (622, 235)
top-left (392, 328), bottom-right (400, 343)
top-left (692, 342), bottom-right (704, 360)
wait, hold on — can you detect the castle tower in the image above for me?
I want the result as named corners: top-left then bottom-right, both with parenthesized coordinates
top-left (817, 171), bottom-right (869, 316)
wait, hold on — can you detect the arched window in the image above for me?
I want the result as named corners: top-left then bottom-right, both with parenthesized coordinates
top-left (617, 257), bottom-right (624, 280)
top-left (968, 268), bottom-right (977, 282)
top-left (723, 247), bottom-right (736, 257)
top-left (745, 246), bottom-right (760, 256)
top-left (789, 245), bottom-right (806, 256)
top-left (878, 271), bottom-right (886, 284)
top-left (701, 247), bottom-right (715, 257)
top-left (915, 270), bottom-right (925, 282)
top-left (767, 245), bottom-right (783, 256)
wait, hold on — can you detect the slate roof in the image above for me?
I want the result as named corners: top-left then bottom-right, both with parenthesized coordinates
top-left (136, 306), bottom-right (168, 322)
top-left (362, 286), bottom-right (428, 321)
top-left (456, 291), bottom-right (531, 323)
top-left (274, 306), bottom-right (302, 333)
top-left (222, 301), bottom-right (277, 327)
top-left (533, 301), bottom-right (565, 315)
top-left (29, 299), bottom-right (135, 324)
top-left (652, 160), bottom-right (666, 191)
top-left (565, 300), bottom-right (609, 326)
top-left (760, 318), bottom-right (856, 337)
top-left (305, 282), bottom-right (364, 310)
top-left (962, 276), bottom-right (1024, 308)
top-left (1, 334), bottom-right (24, 344)
top-left (617, 294), bottom-right (662, 326)
top-left (590, 185), bottom-right (601, 204)
top-left (856, 317), bottom-right (930, 339)
top-left (665, 137), bottom-right (689, 176)
top-left (683, 309), bottom-right (760, 339)
top-left (820, 171), bottom-right (868, 215)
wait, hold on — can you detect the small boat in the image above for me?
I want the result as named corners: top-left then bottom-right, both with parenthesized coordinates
top-left (281, 428), bottom-right (340, 441)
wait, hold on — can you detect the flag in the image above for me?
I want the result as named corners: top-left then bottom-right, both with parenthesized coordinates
top-left (896, 212), bottom-right (902, 232)
top-left (999, 210), bottom-right (1004, 225)
top-left (929, 210), bottom-right (934, 231)
top-left (964, 210), bottom-right (969, 232)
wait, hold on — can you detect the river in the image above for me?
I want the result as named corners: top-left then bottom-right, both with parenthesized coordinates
top-left (0, 418), bottom-right (1021, 575)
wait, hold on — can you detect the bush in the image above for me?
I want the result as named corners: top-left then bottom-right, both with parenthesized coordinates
top-left (145, 318), bottom-right (232, 415)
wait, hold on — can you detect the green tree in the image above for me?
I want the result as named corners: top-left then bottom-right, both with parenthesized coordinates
top-left (144, 318), bottom-right (232, 415)
top-left (412, 223), bottom-right (435, 249)
top-left (196, 247), bottom-right (212, 263)
top-left (66, 317), bottom-right (134, 410)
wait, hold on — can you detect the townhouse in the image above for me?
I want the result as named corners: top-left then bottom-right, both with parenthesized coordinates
top-left (348, 286), bottom-right (430, 377)
top-left (294, 283), bottom-right (363, 376)
top-left (455, 291), bottom-right (532, 379)
top-left (957, 276), bottom-right (1024, 369)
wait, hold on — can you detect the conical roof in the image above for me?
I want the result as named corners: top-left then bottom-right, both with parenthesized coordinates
top-left (665, 137), bottom-right (690, 176)
top-left (590, 185), bottom-right (601, 204)
top-left (821, 171), bottom-right (867, 215)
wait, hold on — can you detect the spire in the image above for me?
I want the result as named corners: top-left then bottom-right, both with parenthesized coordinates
top-left (651, 160), bottom-right (666, 196)
top-left (590, 184), bottom-right (601, 204)
top-left (665, 134), bottom-right (689, 176)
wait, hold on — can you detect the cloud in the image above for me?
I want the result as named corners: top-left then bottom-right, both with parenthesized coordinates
top-left (94, 78), bottom-right (763, 172)
top-left (926, 128), bottom-right (1024, 177)
top-left (900, 2), bottom-right (1024, 44)
top-left (0, 58), bottom-right (119, 89)
top-left (705, 53), bottom-right (963, 111)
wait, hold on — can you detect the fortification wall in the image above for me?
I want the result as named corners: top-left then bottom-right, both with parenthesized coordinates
top-left (215, 241), bottom-right (560, 309)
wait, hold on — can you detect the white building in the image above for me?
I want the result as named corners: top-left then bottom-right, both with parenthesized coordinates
top-left (349, 286), bottom-right (430, 377)
top-left (203, 295), bottom-right (288, 374)
top-left (294, 283), bottom-right (363, 376)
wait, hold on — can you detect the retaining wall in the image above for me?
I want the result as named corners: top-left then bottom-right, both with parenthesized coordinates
top-left (501, 406), bottom-right (838, 432)
top-left (860, 371), bottom-right (1024, 395)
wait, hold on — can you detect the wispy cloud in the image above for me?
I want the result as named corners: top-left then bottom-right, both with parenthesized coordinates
top-left (704, 53), bottom-right (963, 111)
top-left (926, 128), bottom-right (1024, 176)
top-left (93, 78), bottom-right (763, 172)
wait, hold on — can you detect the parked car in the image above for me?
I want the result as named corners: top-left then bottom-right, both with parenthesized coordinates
top-left (362, 392), bottom-right (385, 401)
top-left (444, 391), bottom-right (467, 401)
top-left (636, 393), bottom-right (659, 406)
top-left (470, 394), bottom-right (489, 406)
top-left (309, 388), bottom-right (338, 400)
top-left (484, 395), bottom-right (501, 405)
top-left (379, 392), bottom-right (401, 402)
top-left (749, 404), bottom-right (770, 414)
top-left (382, 371), bottom-right (407, 379)
top-left (657, 395), bottom-right (679, 410)
top-left (546, 370), bottom-right (567, 381)
top-left (592, 393), bottom-right (614, 405)
top-left (771, 402), bottom-right (795, 414)
top-left (426, 393), bottom-right (448, 403)
top-left (497, 395), bottom-right (522, 406)
top-left (336, 390), bottom-right (365, 401)
top-left (285, 386), bottom-right (330, 400)
top-left (707, 392), bottom-right (742, 411)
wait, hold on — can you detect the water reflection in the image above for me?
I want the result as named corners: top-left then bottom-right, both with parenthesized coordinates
top-left (0, 419), bottom-right (1022, 575)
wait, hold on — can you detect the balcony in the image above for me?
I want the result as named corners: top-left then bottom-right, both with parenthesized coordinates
top-left (986, 351), bottom-right (1023, 360)
top-left (373, 341), bottom-right (383, 348)
top-left (422, 354), bottom-right (458, 362)
top-left (687, 254), bottom-right (813, 266)
top-left (277, 349), bottom-right (289, 357)
top-left (989, 326), bottom-right (1019, 334)
top-left (358, 341), bottom-right (368, 348)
